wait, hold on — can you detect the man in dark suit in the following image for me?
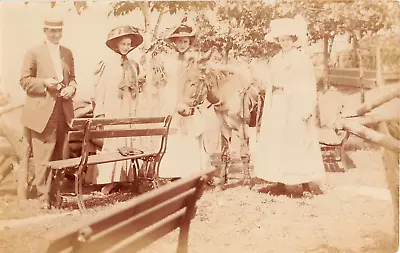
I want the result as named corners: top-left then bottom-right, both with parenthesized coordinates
top-left (20, 18), bottom-right (77, 205)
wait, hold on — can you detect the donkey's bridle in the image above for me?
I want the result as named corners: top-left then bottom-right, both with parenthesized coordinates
top-left (184, 77), bottom-right (213, 115)
top-left (184, 74), bottom-right (262, 116)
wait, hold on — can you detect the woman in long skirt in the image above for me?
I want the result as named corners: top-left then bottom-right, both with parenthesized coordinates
top-left (253, 18), bottom-right (325, 198)
top-left (86, 26), bottom-right (145, 193)
top-left (156, 20), bottom-right (214, 179)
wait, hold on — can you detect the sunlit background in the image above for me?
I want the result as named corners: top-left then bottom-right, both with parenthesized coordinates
top-left (0, 1), bottom-right (195, 104)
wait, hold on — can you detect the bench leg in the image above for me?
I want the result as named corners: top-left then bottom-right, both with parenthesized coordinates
top-left (131, 159), bottom-right (139, 193)
top-left (177, 237), bottom-right (188, 253)
top-left (136, 158), bottom-right (160, 193)
top-left (177, 211), bottom-right (190, 253)
top-left (48, 170), bottom-right (65, 209)
top-left (44, 169), bottom-right (53, 209)
top-left (177, 176), bottom-right (207, 253)
top-left (154, 161), bottom-right (161, 188)
top-left (149, 159), bottom-right (161, 189)
top-left (74, 168), bottom-right (86, 212)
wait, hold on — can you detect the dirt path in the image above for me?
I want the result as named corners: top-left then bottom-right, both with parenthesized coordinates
top-left (0, 149), bottom-right (397, 253)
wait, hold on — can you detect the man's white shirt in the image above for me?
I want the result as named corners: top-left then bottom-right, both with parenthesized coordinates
top-left (45, 39), bottom-right (63, 82)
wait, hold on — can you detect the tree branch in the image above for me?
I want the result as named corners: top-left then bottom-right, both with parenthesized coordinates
top-left (152, 7), bottom-right (165, 41)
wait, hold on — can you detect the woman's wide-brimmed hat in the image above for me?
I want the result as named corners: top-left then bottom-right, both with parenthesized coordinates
top-left (106, 25), bottom-right (143, 54)
top-left (265, 16), bottom-right (308, 44)
top-left (165, 23), bottom-right (196, 44)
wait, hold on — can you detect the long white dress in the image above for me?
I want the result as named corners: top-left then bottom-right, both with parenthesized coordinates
top-left (156, 52), bottom-right (213, 178)
top-left (253, 48), bottom-right (325, 185)
top-left (85, 53), bottom-right (142, 184)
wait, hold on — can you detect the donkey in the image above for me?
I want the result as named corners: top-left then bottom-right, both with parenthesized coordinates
top-left (175, 59), bottom-right (265, 186)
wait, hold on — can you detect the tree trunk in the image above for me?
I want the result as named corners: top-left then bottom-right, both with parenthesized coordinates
top-left (152, 9), bottom-right (165, 41)
top-left (224, 39), bottom-right (233, 65)
top-left (355, 45), bottom-right (365, 103)
top-left (355, 86), bottom-right (400, 116)
top-left (224, 47), bottom-right (230, 65)
top-left (346, 114), bottom-right (399, 126)
top-left (380, 120), bottom-right (399, 244)
top-left (328, 35), bottom-right (335, 56)
top-left (375, 46), bottom-right (384, 87)
top-left (317, 35), bottom-right (330, 128)
top-left (341, 119), bottom-right (400, 153)
top-left (323, 35), bottom-right (330, 91)
top-left (0, 119), bottom-right (25, 160)
top-left (17, 145), bottom-right (30, 199)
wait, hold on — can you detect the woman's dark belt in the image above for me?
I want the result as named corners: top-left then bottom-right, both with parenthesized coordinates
top-left (272, 86), bottom-right (284, 94)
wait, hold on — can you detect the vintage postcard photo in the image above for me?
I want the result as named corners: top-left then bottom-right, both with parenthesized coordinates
top-left (0, 0), bottom-right (399, 252)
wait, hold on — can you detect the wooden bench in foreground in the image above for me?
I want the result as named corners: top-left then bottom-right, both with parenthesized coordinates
top-left (42, 168), bottom-right (216, 253)
top-left (46, 115), bottom-right (172, 211)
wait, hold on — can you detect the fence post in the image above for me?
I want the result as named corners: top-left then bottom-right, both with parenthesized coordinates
top-left (322, 36), bottom-right (330, 91)
top-left (376, 46), bottom-right (384, 87)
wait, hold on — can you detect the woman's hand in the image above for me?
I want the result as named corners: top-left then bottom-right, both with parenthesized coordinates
top-left (44, 78), bottom-right (59, 91)
top-left (0, 92), bottom-right (9, 107)
top-left (95, 114), bottom-right (105, 118)
top-left (302, 113), bottom-right (313, 122)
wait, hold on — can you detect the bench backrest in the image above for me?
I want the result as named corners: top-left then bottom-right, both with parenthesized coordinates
top-left (69, 116), bottom-right (172, 142)
top-left (42, 168), bottom-right (215, 253)
top-left (69, 116), bottom-right (172, 159)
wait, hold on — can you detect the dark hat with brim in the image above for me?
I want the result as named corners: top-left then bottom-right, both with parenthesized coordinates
top-left (106, 26), bottom-right (143, 54)
top-left (165, 24), bottom-right (196, 44)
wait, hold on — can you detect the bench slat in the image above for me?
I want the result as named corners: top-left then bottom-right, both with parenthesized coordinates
top-left (329, 68), bottom-right (377, 79)
top-left (329, 75), bottom-right (376, 89)
top-left (47, 150), bottom-right (158, 170)
top-left (72, 117), bottom-right (167, 129)
top-left (384, 71), bottom-right (400, 80)
top-left (69, 128), bottom-right (168, 141)
top-left (62, 189), bottom-right (195, 253)
top-left (43, 169), bottom-right (215, 253)
top-left (106, 209), bottom-right (186, 253)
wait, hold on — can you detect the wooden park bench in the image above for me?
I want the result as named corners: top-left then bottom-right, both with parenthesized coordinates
top-left (41, 168), bottom-right (216, 253)
top-left (329, 68), bottom-right (399, 90)
top-left (45, 115), bottom-right (172, 211)
top-left (318, 128), bottom-right (351, 172)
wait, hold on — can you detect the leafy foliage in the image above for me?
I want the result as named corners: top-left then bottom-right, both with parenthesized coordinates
top-left (24, 1), bottom-right (88, 15)
top-left (108, 1), bottom-right (216, 17)
top-left (196, 1), bottom-right (279, 60)
top-left (274, 0), bottom-right (395, 42)
top-left (359, 32), bottom-right (400, 71)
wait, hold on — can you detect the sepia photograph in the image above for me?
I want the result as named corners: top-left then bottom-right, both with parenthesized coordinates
top-left (0, 0), bottom-right (399, 252)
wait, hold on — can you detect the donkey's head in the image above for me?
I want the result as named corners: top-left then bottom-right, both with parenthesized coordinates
top-left (176, 56), bottom-right (224, 116)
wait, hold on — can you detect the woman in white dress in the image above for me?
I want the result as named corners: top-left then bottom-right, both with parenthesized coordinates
top-left (156, 21), bottom-right (213, 180)
top-left (86, 26), bottom-right (145, 193)
top-left (253, 18), bottom-right (325, 198)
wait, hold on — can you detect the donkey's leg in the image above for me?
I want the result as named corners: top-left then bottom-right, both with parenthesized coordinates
top-left (197, 134), bottom-right (214, 185)
top-left (239, 124), bottom-right (251, 186)
top-left (220, 134), bottom-right (230, 186)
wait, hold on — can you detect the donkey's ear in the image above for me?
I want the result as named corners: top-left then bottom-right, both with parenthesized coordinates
top-left (187, 56), bottom-right (196, 65)
top-left (197, 56), bottom-right (209, 65)
top-left (185, 56), bottom-right (197, 68)
top-left (197, 47), bottom-right (215, 65)
top-left (199, 66), bottom-right (208, 74)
